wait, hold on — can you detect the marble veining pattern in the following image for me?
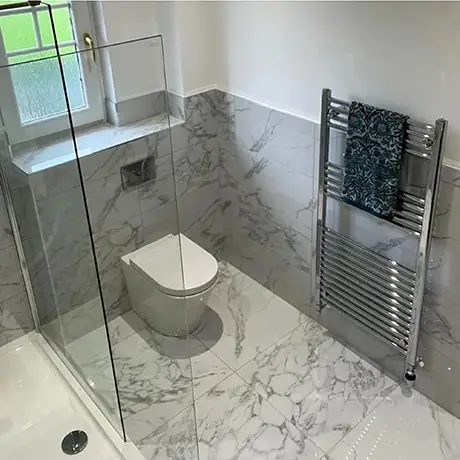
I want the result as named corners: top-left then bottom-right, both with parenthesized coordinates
top-left (0, 187), bottom-right (33, 348)
top-left (59, 260), bottom-right (460, 460)
top-left (0, 292), bottom-right (34, 347)
top-left (238, 319), bottom-right (397, 452)
top-left (194, 373), bottom-right (323, 460)
top-left (12, 114), bottom-right (183, 174)
top-left (328, 387), bottom-right (460, 460)
top-left (5, 85), bottom-right (460, 459)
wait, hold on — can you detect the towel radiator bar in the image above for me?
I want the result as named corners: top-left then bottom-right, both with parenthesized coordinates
top-left (316, 88), bottom-right (448, 385)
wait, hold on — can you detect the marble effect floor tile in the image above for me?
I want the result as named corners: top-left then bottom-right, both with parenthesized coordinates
top-left (238, 320), bottom-right (397, 453)
top-left (195, 267), bottom-right (307, 371)
top-left (43, 297), bottom-right (105, 347)
top-left (57, 259), bottom-right (460, 460)
top-left (328, 387), bottom-right (460, 460)
top-left (136, 405), bottom-right (198, 460)
top-left (119, 324), bottom-right (233, 443)
top-left (194, 373), bottom-right (324, 460)
top-left (109, 310), bottom-right (147, 345)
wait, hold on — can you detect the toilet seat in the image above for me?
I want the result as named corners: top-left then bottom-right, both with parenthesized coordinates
top-left (128, 234), bottom-right (218, 297)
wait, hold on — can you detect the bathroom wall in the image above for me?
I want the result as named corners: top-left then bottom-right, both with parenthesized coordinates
top-left (156, 2), bottom-right (460, 162)
top-left (212, 2), bottom-right (460, 162)
top-left (6, 81), bottom-right (460, 420)
top-left (156, 0), bottom-right (460, 419)
top-left (215, 91), bottom-right (317, 314)
top-left (205, 87), bottom-right (460, 420)
top-left (8, 98), bottom-right (219, 342)
top-left (0, 172), bottom-right (33, 347)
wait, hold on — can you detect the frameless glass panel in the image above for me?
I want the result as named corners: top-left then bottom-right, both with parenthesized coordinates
top-left (0, 39), bottom-right (125, 438)
top-left (65, 38), bottom-right (197, 455)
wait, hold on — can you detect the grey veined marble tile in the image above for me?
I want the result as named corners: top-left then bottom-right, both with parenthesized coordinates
top-left (0, 292), bottom-right (33, 347)
top-left (183, 91), bottom-right (218, 145)
top-left (234, 96), bottom-right (315, 178)
top-left (177, 182), bottom-right (224, 257)
top-left (135, 405), bottom-right (198, 460)
top-left (72, 321), bottom-right (233, 444)
top-left (328, 387), bottom-right (460, 460)
top-left (173, 138), bottom-right (220, 198)
top-left (194, 373), bottom-right (324, 460)
top-left (85, 172), bottom-right (141, 233)
top-left (0, 190), bottom-right (13, 251)
top-left (0, 245), bottom-right (25, 303)
top-left (238, 320), bottom-right (397, 453)
top-left (138, 155), bottom-right (176, 214)
top-left (195, 268), bottom-right (307, 371)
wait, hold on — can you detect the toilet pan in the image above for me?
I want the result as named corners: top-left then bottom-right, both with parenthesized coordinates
top-left (121, 233), bottom-right (218, 337)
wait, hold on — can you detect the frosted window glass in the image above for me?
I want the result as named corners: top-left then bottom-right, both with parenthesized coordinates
top-left (10, 50), bottom-right (85, 124)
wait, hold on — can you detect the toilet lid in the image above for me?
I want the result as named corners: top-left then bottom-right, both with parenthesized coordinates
top-left (129, 234), bottom-right (218, 297)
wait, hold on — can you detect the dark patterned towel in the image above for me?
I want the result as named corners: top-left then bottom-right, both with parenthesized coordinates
top-left (342, 102), bottom-right (408, 219)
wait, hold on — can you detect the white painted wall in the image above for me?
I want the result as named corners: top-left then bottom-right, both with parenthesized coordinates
top-left (156, 1), bottom-right (184, 95)
top-left (174, 1), bottom-right (220, 95)
top-left (156, 1), bottom-right (219, 96)
top-left (182, 1), bottom-right (460, 161)
top-left (90, 1), bottom-right (460, 160)
top-left (93, 1), bottom-right (164, 103)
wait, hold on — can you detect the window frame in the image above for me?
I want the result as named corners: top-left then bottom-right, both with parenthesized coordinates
top-left (0, 1), bottom-right (104, 145)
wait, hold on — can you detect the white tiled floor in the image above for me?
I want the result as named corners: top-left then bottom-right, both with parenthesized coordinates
top-left (68, 261), bottom-right (460, 460)
top-left (0, 334), bottom-right (124, 460)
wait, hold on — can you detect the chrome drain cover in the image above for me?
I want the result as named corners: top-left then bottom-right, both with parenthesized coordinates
top-left (61, 430), bottom-right (88, 455)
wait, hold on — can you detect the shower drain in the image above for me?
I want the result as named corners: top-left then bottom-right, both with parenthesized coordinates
top-left (61, 430), bottom-right (88, 455)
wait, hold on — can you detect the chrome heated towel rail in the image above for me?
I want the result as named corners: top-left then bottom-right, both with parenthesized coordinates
top-left (316, 88), bottom-right (448, 385)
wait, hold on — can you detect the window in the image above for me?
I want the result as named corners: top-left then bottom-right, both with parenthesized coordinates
top-left (0, 1), bottom-right (103, 144)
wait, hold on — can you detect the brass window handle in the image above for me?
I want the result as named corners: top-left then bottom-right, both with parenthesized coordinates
top-left (83, 33), bottom-right (96, 63)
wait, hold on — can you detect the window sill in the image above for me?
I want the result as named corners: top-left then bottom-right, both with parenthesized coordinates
top-left (12, 113), bottom-right (183, 175)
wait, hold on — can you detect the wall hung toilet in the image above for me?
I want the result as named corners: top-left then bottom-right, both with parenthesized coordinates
top-left (121, 233), bottom-right (218, 337)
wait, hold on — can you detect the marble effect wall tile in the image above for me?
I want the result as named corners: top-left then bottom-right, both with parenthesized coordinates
top-left (234, 96), bottom-right (315, 178)
top-left (174, 137), bottom-right (220, 198)
top-left (0, 292), bottom-right (33, 348)
top-left (177, 182), bottom-right (224, 257)
top-left (138, 155), bottom-right (176, 213)
top-left (28, 161), bottom-right (81, 200)
top-left (141, 202), bottom-right (180, 245)
top-left (215, 91), bottom-right (238, 249)
top-left (85, 174), bottom-right (141, 234)
top-left (167, 92), bottom-right (185, 121)
top-left (93, 215), bottom-right (144, 321)
top-left (0, 189), bottom-right (14, 251)
top-left (0, 151), bottom-right (33, 350)
top-left (420, 291), bottom-right (460, 364)
top-left (183, 92), bottom-right (218, 147)
top-left (35, 188), bottom-right (100, 317)
top-left (217, 93), bottom-right (317, 315)
top-left (415, 334), bottom-right (460, 420)
top-left (0, 140), bottom-right (33, 352)
top-left (0, 245), bottom-right (25, 303)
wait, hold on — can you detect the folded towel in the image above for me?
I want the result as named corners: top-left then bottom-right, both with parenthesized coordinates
top-left (342, 102), bottom-right (408, 219)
